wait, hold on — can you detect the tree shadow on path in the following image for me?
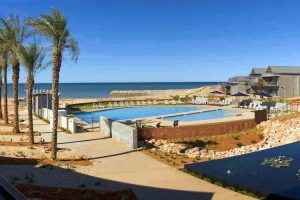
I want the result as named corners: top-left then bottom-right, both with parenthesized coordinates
top-left (0, 162), bottom-right (214, 200)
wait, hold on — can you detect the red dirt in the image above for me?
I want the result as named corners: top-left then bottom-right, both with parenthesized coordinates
top-left (275, 112), bottom-right (300, 122)
top-left (171, 128), bottom-right (264, 152)
top-left (204, 130), bottom-right (263, 151)
top-left (0, 131), bottom-right (26, 135)
top-left (41, 158), bottom-right (92, 166)
top-left (16, 184), bottom-right (137, 200)
top-left (0, 141), bottom-right (49, 147)
top-left (0, 156), bottom-right (92, 166)
top-left (144, 128), bottom-right (264, 168)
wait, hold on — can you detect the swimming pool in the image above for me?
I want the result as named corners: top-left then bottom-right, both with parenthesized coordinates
top-left (165, 109), bottom-right (233, 122)
top-left (74, 105), bottom-right (199, 123)
top-left (185, 141), bottom-right (300, 199)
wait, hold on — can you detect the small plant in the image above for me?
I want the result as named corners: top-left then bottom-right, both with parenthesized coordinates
top-left (261, 156), bottom-right (293, 168)
top-left (258, 134), bottom-right (264, 140)
top-left (296, 169), bottom-right (300, 179)
top-left (172, 95), bottom-right (180, 101)
top-left (232, 135), bottom-right (240, 140)
top-left (15, 151), bottom-right (26, 158)
top-left (236, 143), bottom-right (244, 147)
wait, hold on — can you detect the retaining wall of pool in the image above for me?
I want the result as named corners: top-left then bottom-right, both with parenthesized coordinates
top-left (138, 119), bottom-right (257, 140)
top-left (99, 116), bottom-right (138, 149)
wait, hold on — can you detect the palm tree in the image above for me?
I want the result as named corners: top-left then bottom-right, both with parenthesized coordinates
top-left (2, 55), bottom-right (8, 124)
top-left (0, 16), bottom-right (29, 133)
top-left (28, 9), bottom-right (79, 159)
top-left (17, 43), bottom-right (46, 145)
top-left (0, 30), bottom-right (10, 124)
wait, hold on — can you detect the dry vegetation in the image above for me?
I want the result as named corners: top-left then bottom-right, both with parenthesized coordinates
top-left (144, 127), bottom-right (264, 168)
top-left (16, 184), bottom-right (137, 200)
top-left (169, 128), bottom-right (264, 152)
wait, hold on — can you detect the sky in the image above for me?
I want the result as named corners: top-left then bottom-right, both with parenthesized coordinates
top-left (1, 0), bottom-right (300, 83)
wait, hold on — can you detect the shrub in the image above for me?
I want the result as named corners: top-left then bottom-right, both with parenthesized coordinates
top-left (236, 142), bottom-right (244, 147)
top-left (232, 135), bottom-right (240, 140)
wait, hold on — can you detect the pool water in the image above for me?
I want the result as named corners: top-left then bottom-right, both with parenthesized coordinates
top-left (185, 141), bottom-right (300, 199)
top-left (165, 109), bottom-right (233, 122)
top-left (74, 105), bottom-right (199, 123)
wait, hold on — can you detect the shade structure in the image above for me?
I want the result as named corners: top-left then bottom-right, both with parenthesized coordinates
top-left (232, 92), bottom-right (249, 96)
top-left (257, 91), bottom-right (272, 97)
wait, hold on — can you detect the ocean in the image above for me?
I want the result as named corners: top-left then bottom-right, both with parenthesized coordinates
top-left (7, 82), bottom-right (221, 98)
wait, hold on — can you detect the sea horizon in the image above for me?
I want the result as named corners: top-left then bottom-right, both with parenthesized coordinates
top-left (6, 82), bottom-right (222, 98)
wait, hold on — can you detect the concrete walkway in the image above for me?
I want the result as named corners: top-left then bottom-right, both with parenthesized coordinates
top-left (12, 111), bottom-right (257, 200)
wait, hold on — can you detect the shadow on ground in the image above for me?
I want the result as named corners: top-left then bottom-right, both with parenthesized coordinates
top-left (58, 137), bottom-right (111, 145)
top-left (0, 160), bottom-right (214, 200)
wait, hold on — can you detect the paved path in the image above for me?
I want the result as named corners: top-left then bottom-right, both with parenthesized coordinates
top-left (15, 112), bottom-right (257, 200)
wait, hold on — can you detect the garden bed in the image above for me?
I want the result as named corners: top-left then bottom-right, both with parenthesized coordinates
top-left (16, 184), bottom-right (137, 200)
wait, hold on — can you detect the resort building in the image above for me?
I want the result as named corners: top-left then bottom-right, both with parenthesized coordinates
top-left (250, 66), bottom-right (300, 97)
top-left (228, 66), bottom-right (300, 97)
top-left (227, 76), bottom-right (250, 95)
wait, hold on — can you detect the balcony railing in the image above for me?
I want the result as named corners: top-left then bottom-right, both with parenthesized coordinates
top-left (264, 82), bottom-right (279, 87)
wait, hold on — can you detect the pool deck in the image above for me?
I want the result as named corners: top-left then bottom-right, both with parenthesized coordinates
top-left (25, 112), bottom-right (256, 200)
top-left (0, 102), bottom-right (257, 200)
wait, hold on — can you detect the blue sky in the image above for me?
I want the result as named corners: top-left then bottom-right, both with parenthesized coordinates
top-left (1, 0), bottom-right (300, 83)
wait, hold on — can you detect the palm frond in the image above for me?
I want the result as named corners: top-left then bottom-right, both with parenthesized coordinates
top-left (0, 15), bottom-right (30, 59)
top-left (65, 37), bottom-right (79, 62)
top-left (28, 8), bottom-right (79, 62)
top-left (17, 42), bottom-right (48, 76)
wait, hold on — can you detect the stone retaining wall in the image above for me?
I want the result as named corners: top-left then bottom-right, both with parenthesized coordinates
top-left (138, 119), bottom-right (257, 140)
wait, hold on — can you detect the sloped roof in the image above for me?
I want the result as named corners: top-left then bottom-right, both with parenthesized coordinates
top-left (232, 92), bottom-right (249, 96)
top-left (261, 73), bottom-right (280, 77)
top-left (250, 66), bottom-right (300, 75)
top-left (210, 90), bottom-right (225, 94)
top-left (228, 76), bottom-right (250, 83)
top-left (268, 66), bottom-right (300, 74)
top-left (250, 68), bottom-right (266, 75)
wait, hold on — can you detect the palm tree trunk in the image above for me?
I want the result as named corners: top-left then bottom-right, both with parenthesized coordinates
top-left (12, 60), bottom-right (20, 134)
top-left (51, 50), bottom-right (62, 160)
top-left (0, 74), bottom-right (3, 120)
top-left (3, 64), bottom-right (8, 124)
top-left (27, 75), bottom-right (34, 145)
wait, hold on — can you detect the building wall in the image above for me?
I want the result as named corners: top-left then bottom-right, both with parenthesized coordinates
top-left (278, 75), bottom-right (300, 97)
top-left (230, 83), bottom-right (248, 95)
